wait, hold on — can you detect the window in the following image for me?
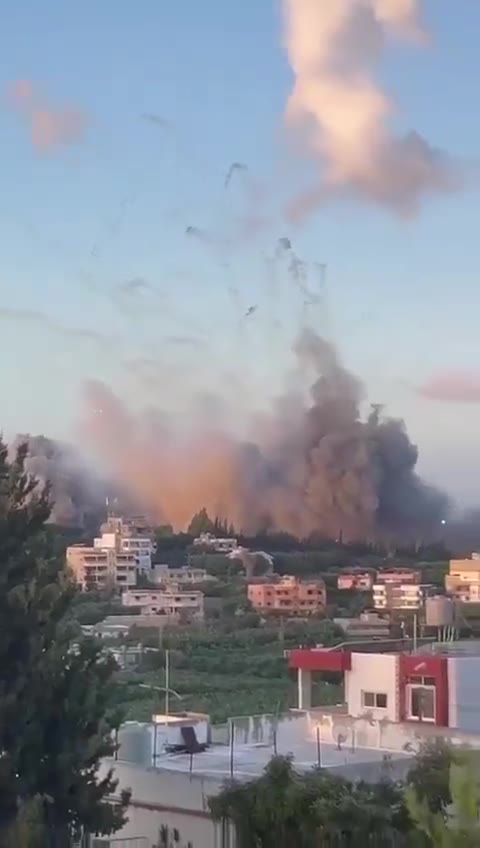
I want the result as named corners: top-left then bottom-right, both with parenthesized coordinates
top-left (408, 686), bottom-right (435, 721)
top-left (362, 691), bottom-right (388, 709)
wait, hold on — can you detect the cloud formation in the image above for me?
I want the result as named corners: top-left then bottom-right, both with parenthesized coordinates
top-left (7, 79), bottom-right (88, 152)
top-left (418, 371), bottom-right (480, 404)
top-left (282, 0), bottom-right (459, 217)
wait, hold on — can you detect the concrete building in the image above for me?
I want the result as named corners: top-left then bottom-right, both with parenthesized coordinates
top-left (100, 709), bottom-right (413, 848)
top-left (152, 564), bottom-right (214, 586)
top-left (122, 588), bottom-right (204, 621)
top-left (333, 612), bottom-right (391, 639)
top-left (248, 575), bottom-right (326, 616)
top-left (66, 544), bottom-right (138, 591)
top-left (289, 640), bottom-right (480, 732)
top-left (373, 581), bottom-right (435, 611)
top-left (445, 554), bottom-right (480, 602)
top-left (193, 532), bottom-right (238, 553)
top-left (96, 516), bottom-right (156, 573)
top-left (337, 570), bottom-right (374, 591)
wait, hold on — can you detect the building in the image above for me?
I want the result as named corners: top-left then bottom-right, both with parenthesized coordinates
top-left (100, 709), bottom-right (412, 848)
top-left (67, 516), bottom-right (158, 591)
top-left (152, 564), bottom-right (214, 586)
top-left (289, 640), bottom-right (480, 734)
top-left (333, 612), bottom-right (392, 639)
top-left (96, 516), bottom-right (156, 573)
top-left (337, 570), bottom-right (375, 591)
top-left (193, 532), bottom-right (238, 553)
top-left (122, 588), bottom-right (204, 621)
top-left (445, 554), bottom-right (480, 602)
top-left (248, 575), bottom-right (326, 616)
top-left (376, 568), bottom-right (420, 585)
top-left (373, 581), bottom-right (436, 611)
top-left (66, 544), bottom-right (138, 591)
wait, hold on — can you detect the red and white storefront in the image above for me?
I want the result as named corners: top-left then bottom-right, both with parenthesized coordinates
top-left (289, 647), bottom-right (480, 732)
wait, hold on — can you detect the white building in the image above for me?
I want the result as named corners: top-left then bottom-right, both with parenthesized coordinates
top-left (446, 554), bottom-right (480, 602)
top-left (152, 564), bottom-right (214, 586)
top-left (95, 516), bottom-right (156, 573)
top-left (193, 532), bottom-right (237, 553)
top-left (122, 588), bottom-right (204, 621)
top-left (373, 582), bottom-right (436, 611)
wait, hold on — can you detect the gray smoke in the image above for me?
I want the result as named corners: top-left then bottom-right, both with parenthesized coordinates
top-left (81, 326), bottom-right (449, 542)
top-left (13, 434), bottom-right (111, 528)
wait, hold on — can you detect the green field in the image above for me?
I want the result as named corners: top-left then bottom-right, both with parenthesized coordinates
top-left (114, 619), bottom-right (343, 723)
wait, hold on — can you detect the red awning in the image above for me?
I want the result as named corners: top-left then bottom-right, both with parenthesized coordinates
top-left (288, 648), bottom-right (351, 672)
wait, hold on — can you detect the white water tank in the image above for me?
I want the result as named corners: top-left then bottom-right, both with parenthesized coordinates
top-left (116, 722), bottom-right (153, 766)
top-left (425, 595), bottom-right (454, 627)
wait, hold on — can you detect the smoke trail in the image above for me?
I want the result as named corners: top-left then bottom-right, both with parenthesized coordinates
top-left (282, 0), bottom-right (460, 218)
top-left (80, 327), bottom-right (448, 540)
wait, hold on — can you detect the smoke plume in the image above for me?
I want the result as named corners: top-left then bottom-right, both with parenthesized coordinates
top-left (282, 0), bottom-right (459, 217)
top-left (13, 435), bottom-right (108, 527)
top-left (7, 79), bottom-right (88, 152)
top-left (418, 371), bottom-right (480, 404)
top-left (80, 327), bottom-right (447, 541)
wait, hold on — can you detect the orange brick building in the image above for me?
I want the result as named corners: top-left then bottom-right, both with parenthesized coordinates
top-left (247, 576), bottom-right (326, 616)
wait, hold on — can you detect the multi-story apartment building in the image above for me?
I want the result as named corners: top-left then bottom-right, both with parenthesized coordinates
top-left (373, 581), bottom-right (436, 611)
top-left (67, 515), bottom-right (156, 590)
top-left (337, 570), bottom-right (375, 591)
top-left (96, 516), bottom-right (156, 573)
top-left (445, 554), bottom-right (480, 602)
top-left (66, 545), bottom-right (138, 590)
top-left (122, 588), bottom-right (204, 621)
top-left (248, 576), bottom-right (326, 616)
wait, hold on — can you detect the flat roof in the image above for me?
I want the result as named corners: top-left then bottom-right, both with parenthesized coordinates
top-left (148, 739), bottom-right (410, 780)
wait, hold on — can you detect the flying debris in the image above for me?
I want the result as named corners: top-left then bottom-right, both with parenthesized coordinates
top-left (185, 225), bottom-right (206, 240)
top-left (276, 236), bottom-right (292, 255)
top-left (142, 113), bottom-right (170, 128)
top-left (244, 305), bottom-right (257, 319)
top-left (225, 162), bottom-right (248, 189)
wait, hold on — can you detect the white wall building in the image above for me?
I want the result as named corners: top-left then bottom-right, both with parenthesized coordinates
top-left (152, 564), bottom-right (214, 586)
top-left (193, 532), bottom-right (237, 553)
top-left (373, 582), bottom-right (436, 611)
top-left (122, 588), bottom-right (204, 621)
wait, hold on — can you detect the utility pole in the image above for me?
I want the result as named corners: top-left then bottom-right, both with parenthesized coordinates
top-left (165, 648), bottom-right (170, 719)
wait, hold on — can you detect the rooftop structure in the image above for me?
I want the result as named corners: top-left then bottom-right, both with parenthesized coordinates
top-left (333, 612), bottom-right (392, 638)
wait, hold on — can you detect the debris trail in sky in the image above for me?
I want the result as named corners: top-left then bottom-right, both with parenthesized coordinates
top-left (225, 162), bottom-right (248, 189)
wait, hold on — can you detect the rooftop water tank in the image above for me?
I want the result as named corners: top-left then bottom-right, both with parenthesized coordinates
top-left (425, 595), bottom-right (454, 627)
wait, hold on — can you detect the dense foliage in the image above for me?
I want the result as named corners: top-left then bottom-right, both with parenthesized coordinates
top-left (0, 439), bottom-right (129, 845)
top-left (210, 742), bottom-right (479, 848)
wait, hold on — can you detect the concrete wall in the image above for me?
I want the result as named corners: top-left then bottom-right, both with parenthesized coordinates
top-left (229, 711), bottom-right (309, 750)
top-left (100, 759), bottom-right (232, 848)
top-left (448, 656), bottom-right (480, 732)
top-left (345, 653), bottom-right (399, 721)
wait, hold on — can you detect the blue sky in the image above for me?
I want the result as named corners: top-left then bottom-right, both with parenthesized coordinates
top-left (1, 0), bottom-right (479, 503)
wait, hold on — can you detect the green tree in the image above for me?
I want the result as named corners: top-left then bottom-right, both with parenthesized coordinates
top-left (407, 738), bottom-right (454, 814)
top-left (0, 439), bottom-right (129, 844)
top-left (209, 755), bottom-right (410, 848)
top-left (187, 508), bottom-right (215, 536)
top-left (406, 749), bottom-right (480, 847)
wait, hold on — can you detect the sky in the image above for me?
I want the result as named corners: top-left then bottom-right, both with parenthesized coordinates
top-left (1, 0), bottom-right (480, 506)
